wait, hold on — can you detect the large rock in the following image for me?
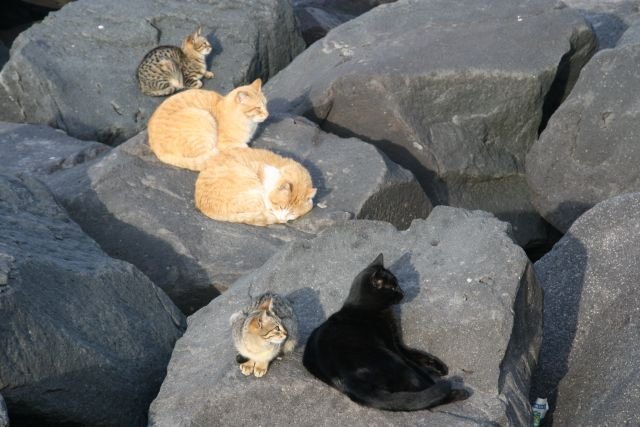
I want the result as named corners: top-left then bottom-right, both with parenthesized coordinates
top-left (0, 0), bottom-right (304, 144)
top-left (292, 0), bottom-right (396, 45)
top-left (562, 0), bottom-right (640, 48)
top-left (148, 208), bottom-right (543, 426)
top-left (0, 394), bottom-right (7, 427)
top-left (530, 192), bottom-right (640, 425)
top-left (265, 0), bottom-right (596, 247)
top-left (0, 121), bottom-right (109, 178)
top-left (0, 174), bottom-right (185, 426)
top-left (46, 115), bottom-right (430, 314)
top-left (0, 41), bottom-right (8, 69)
top-left (526, 21), bottom-right (640, 232)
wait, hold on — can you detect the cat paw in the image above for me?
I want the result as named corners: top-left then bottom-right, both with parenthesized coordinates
top-left (204, 71), bottom-right (214, 79)
top-left (253, 362), bottom-right (269, 378)
top-left (239, 360), bottom-right (255, 376)
top-left (187, 80), bottom-right (203, 89)
top-left (448, 388), bottom-right (471, 403)
top-left (430, 360), bottom-right (449, 377)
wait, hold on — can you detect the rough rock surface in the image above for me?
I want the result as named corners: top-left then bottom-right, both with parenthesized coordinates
top-left (618, 16), bottom-right (640, 45)
top-left (0, 174), bottom-right (186, 426)
top-left (0, 41), bottom-right (8, 69)
top-left (265, 0), bottom-right (597, 247)
top-left (0, 0), bottom-right (304, 144)
top-left (0, 121), bottom-right (109, 178)
top-left (562, 0), bottom-right (640, 48)
top-left (148, 207), bottom-right (542, 426)
top-left (526, 21), bottom-right (640, 232)
top-left (292, 0), bottom-right (396, 45)
top-left (0, 394), bottom-right (7, 427)
top-left (530, 192), bottom-right (640, 426)
top-left (46, 115), bottom-right (430, 314)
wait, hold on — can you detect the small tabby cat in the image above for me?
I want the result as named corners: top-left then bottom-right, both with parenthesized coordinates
top-left (195, 147), bottom-right (317, 226)
top-left (303, 254), bottom-right (470, 411)
top-left (147, 79), bottom-right (268, 171)
top-left (230, 291), bottom-right (298, 377)
top-left (136, 26), bottom-right (214, 97)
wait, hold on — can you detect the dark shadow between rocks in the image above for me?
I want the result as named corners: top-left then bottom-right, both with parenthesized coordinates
top-left (317, 119), bottom-right (448, 207)
top-left (6, 362), bottom-right (169, 427)
top-left (576, 9), bottom-right (629, 50)
top-left (523, 219), bottom-right (563, 263)
top-left (51, 183), bottom-right (218, 316)
top-left (538, 25), bottom-right (597, 135)
top-left (529, 208), bottom-right (588, 426)
top-left (548, 200), bottom-right (594, 235)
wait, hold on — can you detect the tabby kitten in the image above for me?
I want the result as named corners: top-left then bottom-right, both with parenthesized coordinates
top-left (230, 292), bottom-right (298, 377)
top-left (195, 147), bottom-right (316, 226)
top-left (147, 79), bottom-right (268, 171)
top-left (303, 254), bottom-right (470, 411)
top-left (136, 26), bottom-right (214, 97)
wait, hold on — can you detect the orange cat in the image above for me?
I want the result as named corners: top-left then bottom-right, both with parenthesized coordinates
top-left (195, 148), bottom-right (317, 226)
top-left (147, 79), bottom-right (268, 171)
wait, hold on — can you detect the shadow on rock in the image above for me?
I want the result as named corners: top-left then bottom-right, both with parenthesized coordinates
top-left (529, 204), bottom-right (588, 425)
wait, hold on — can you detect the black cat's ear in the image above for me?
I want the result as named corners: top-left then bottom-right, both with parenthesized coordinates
top-left (369, 253), bottom-right (384, 268)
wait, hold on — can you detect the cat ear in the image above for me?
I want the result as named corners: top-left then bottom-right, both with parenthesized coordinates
top-left (196, 26), bottom-right (202, 36)
top-left (250, 315), bottom-right (262, 329)
top-left (278, 182), bottom-right (292, 193)
top-left (251, 78), bottom-right (263, 91)
top-left (236, 91), bottom-right (249, 104)
top-left (369, 253), bottom-right (384, 268)
top-left (258, 297), bottom-right (272, 311)
top-left (307, 188), bottom-right (317, 199)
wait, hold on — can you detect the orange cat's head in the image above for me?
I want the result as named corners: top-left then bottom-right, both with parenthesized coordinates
top-left (182, 26), bottom-right (212, 56)
top-left (261, 161), bottom-right (317, 223)
top-left (226, 78), bottom-right (269, 123)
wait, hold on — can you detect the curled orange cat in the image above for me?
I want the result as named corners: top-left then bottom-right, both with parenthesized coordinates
top-left (147, 79), bottom-right (268, 171)
top-left (195, 148), bottom-right (317, 226)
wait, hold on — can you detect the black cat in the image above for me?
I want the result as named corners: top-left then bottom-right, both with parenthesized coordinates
top-left (303, 253), bottom-right (470, 411)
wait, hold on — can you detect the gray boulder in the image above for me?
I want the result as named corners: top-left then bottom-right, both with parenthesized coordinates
top-left (526, 22), bottom-right (640, 232)
top-left (0, 394), bottom-right (7, 427)
top-left (0, 41), bottom-right (8, 70)
top-left (617, 17), bottom-right (640, 46)
top-left (0, 121), bottom-right (109, 178)
top-left (0, 0), bottom-right (304, 144)
top-left (265, 0), bottom-right (597, 247)
top-left (530, 192), bottom-right (640, 425)
top-left (47, 115), bottom-right (429, 314)
top-left (292, 0), bottom-right (396, 45)
top-left (562, 0), bottom-right (640, 48)
top-left (0, 174), bottom-right (185, 426)
top-left (148, 207), bottom-right (542, 426)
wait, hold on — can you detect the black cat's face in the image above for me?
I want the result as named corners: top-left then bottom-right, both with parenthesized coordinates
top-left (345, 254), bottom-right (404, 310)
top-left (370, 268), bottom-right (404, 305)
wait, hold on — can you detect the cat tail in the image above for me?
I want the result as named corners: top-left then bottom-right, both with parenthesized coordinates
top-left (342, 379), bottom-right (464, 411)
top-left (229, 311), bottom-right (244, 326)
top-left (157, 150), bottom-right (217, 171)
